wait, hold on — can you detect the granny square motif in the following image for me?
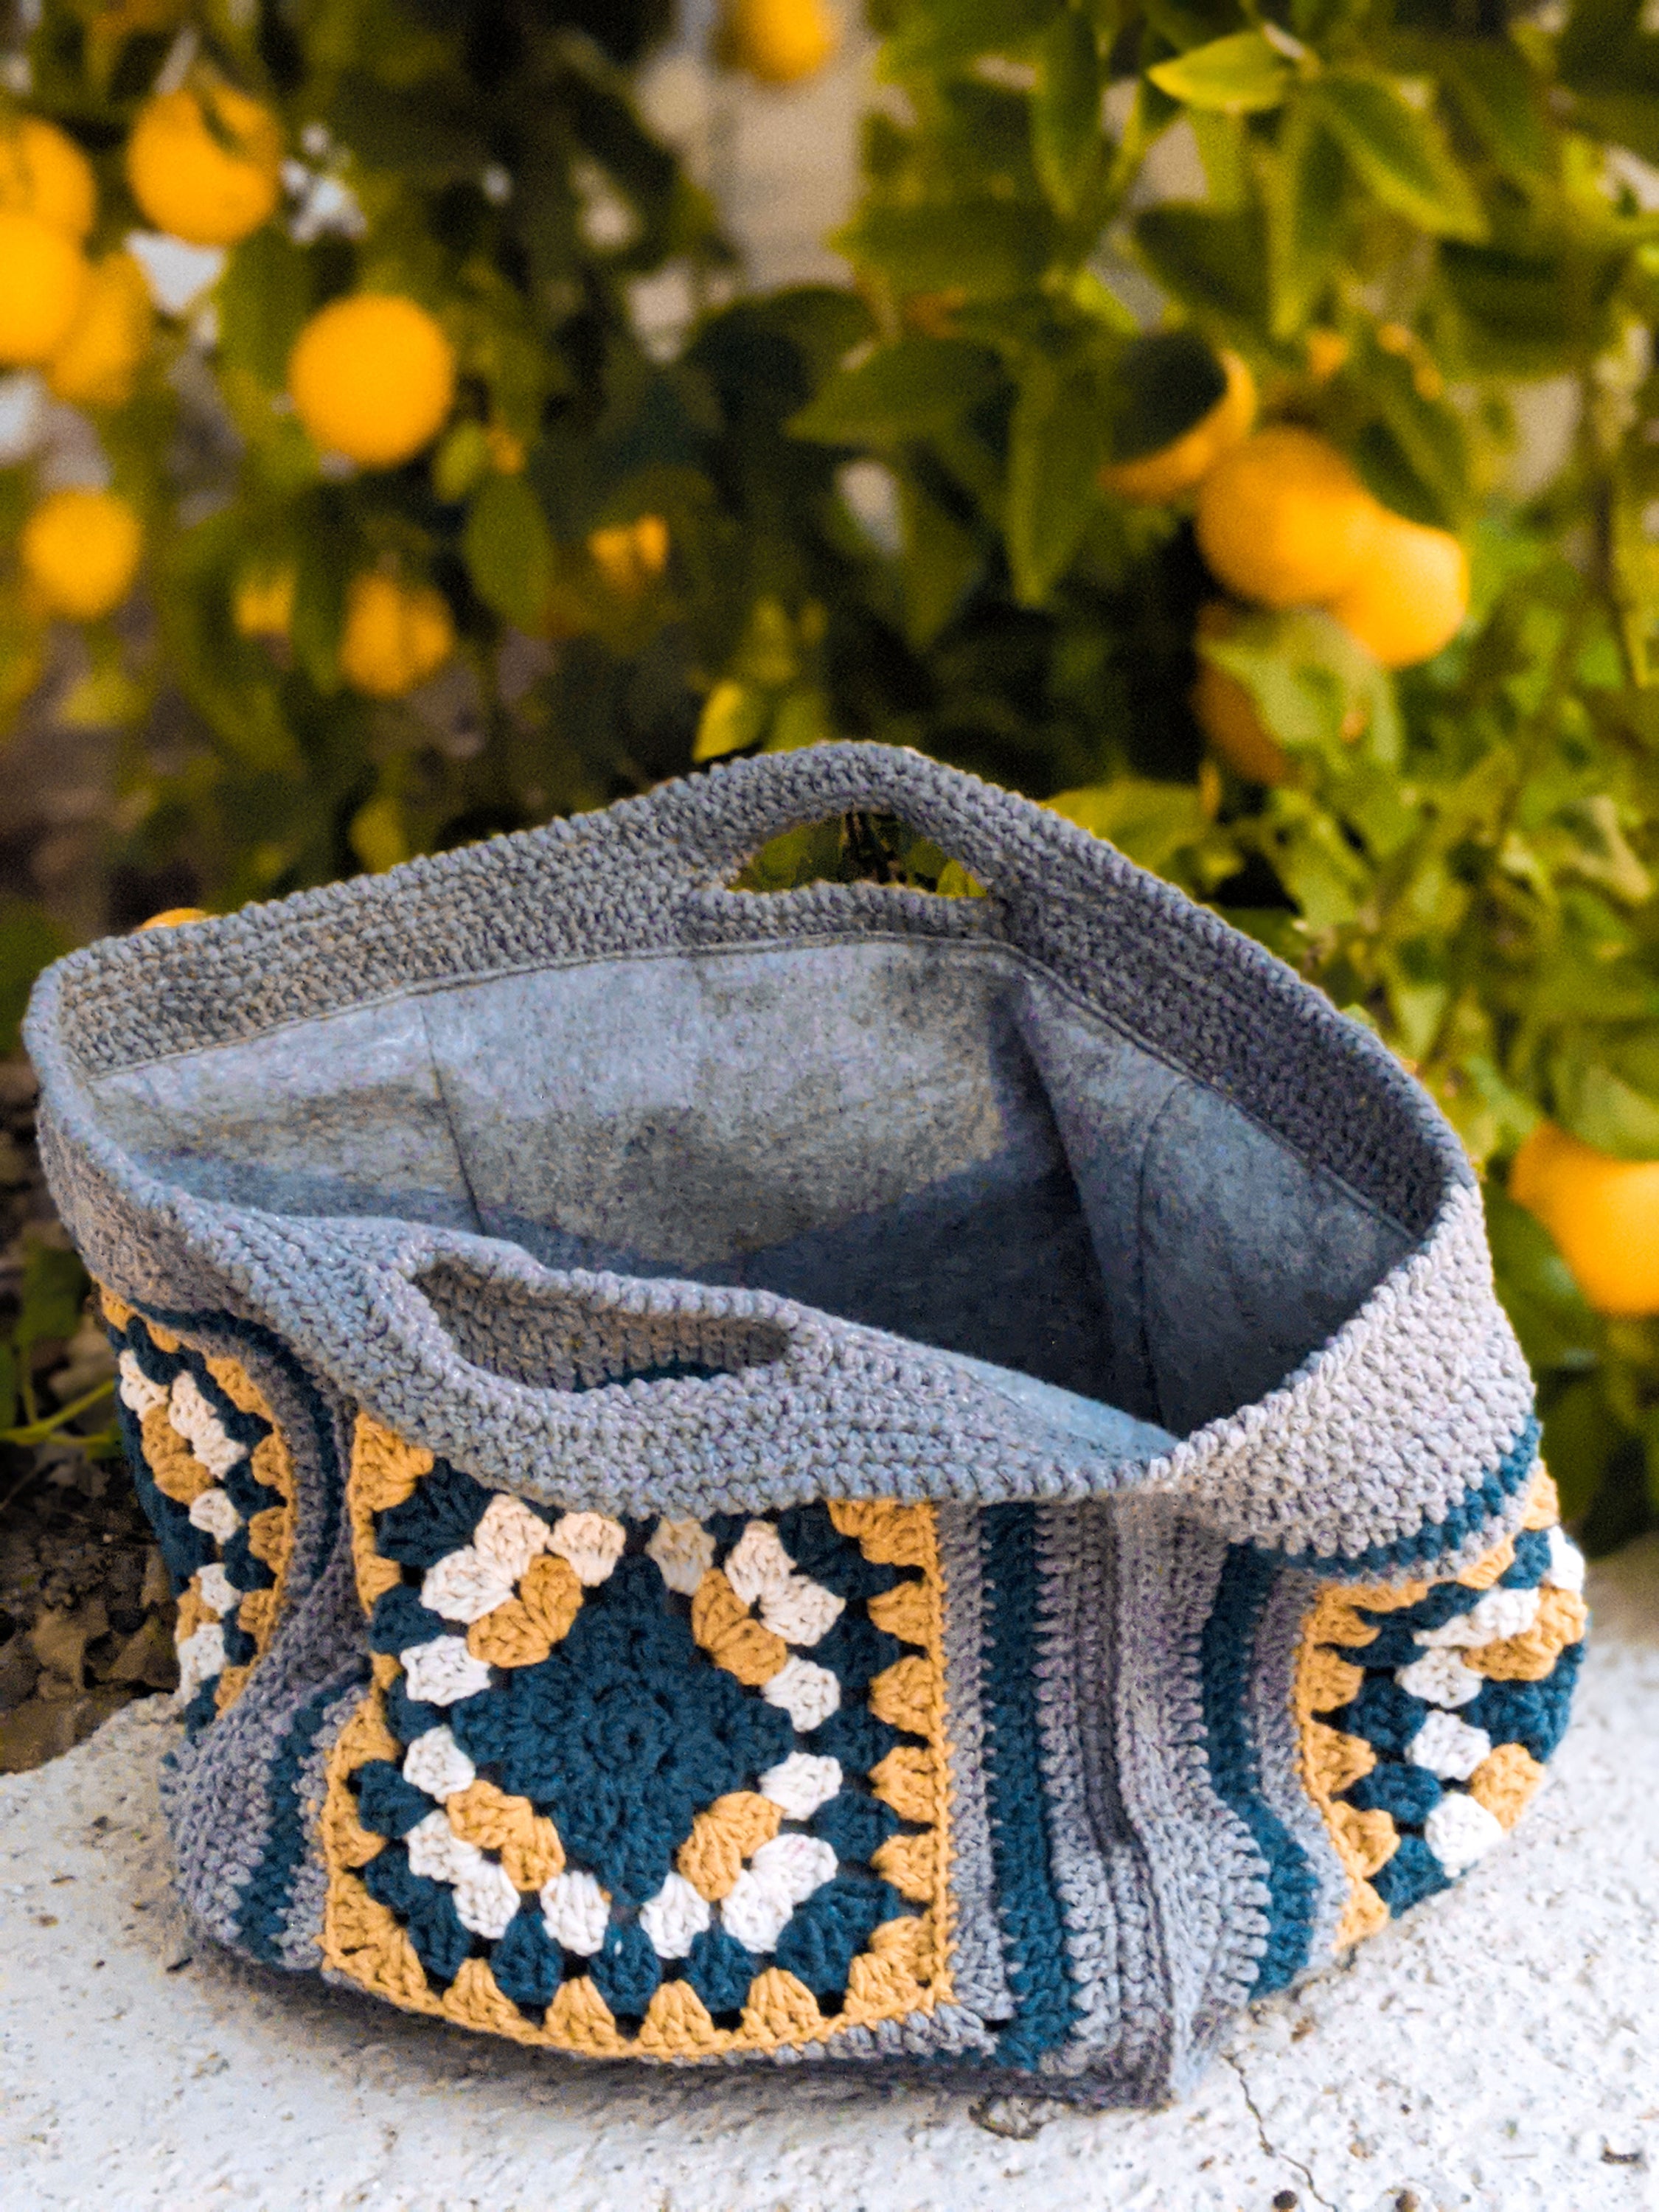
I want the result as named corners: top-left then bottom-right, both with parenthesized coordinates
top-left (27, 743), bottom-right (1582, 2104)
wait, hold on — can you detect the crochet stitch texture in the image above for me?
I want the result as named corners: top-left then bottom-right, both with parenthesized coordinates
top-left (26, 743), bottom-right (1581, 2104)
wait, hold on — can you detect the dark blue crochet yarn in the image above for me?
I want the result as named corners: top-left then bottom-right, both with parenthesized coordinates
top-left (1198, 1548), bottom-right (1315, 1995)
top-left (238, 1682), bottom-right (360, 1960)
top-left (355, 1758), bottom-right (438, 1840)
top-left (810, 1788), bottom-right (901, 1866)
top-left (1370, 1834), bottom-right (1450, 1915)
top-left (1501, 1527), bottom-right (1553, 1587)
top-left (811, 1613), bottom-right (902, 1694)
top-left (180, 1678), bottom-right (219, 1741)
top-left (810, 1701), bottom-right (899, 1774)
top-left (219, 1523), bottom-right (268, 1595)
top-left (450, 1562), bottom-right (792, 1906)
top-left (220, 1614), bottom-right (257, 1667)
top-left (1335, 1617), bottom-right (1426, 1670)
top-left (364, 1847), bottom-right (473, 1983)
top-left (492, 1906), bottom-right (563, 2009)
top-left (683, 1924), bottom-right (757, 2017)
top-left (375, 1462), bottom-right (493, 1567)
top-left (1345, 1762), bottom-right (1443, 1826)
top-left (1466, 1641), bottom-right (1583, 1764)
top-left (113, 1391), bottom-right (214, 1593)
top-left (703, 1512), bottom-right (748, 1553)
top-left (588, 1920), bottom-right (661, 2019)
top-left (981, 1503), bottom-right (1077, 2068)
top-left (384, 1673), bottom-right (445, 1746)
top-left (773, 1874), bottom-right (900, 1998)
top-left (1342, 1674), bottom-right (1427, 1757)
top-left (773, 1504), bottom-right (901, 1601)
top-left (221, 1457), bottom-right (281, 1521)
top-left (369, 1582), bottom-right (451, 1655)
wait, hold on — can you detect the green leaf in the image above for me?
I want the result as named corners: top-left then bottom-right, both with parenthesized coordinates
top-left (834, 201), bottom-right (1054, 301)
top-left (1032, 10), bottom-right (1102, 216)
top-left (1549, 1053), bottom-right (1659, 1158)
top-left (217, 229), bottom-right (313, 391)
top-left (13, 1236), bottom-right (88, 1359)
top-left (1147, 30), bottom-right (1292, 116)
top-left (464, 473), bottom-right (557, 636)
top-left (1442, 42), bottom-right (1555, 190)
top-left (1200, 608), bottom-right (1402, 770)
top-left (1266, 101), bottom-right (1346, 338)
top-left (900, 476), bottom-right (981, 647)
top-left (883, 0), bottom-right (1063, 75)
top-left (790, 339), bottom-right (1006, 444)
top-left (1047, 778), bottom-right (1217, 876)
top-left (289, 527), bottom-right (350, 696)
top-left (1307, 74), bottom-right (1486, 240)
top-left (1133, 204), bottom-right (1270, 323)
top-left (1486, 1183), bottom-right (1601, 1377)
top-left (694, 679), bottom-right (770, 762)
top-left (1006, 355), bottom-right (1107, 605)
top-left (0, 898), bottom-right (70, 1054)
top-left (1439, 243), bottom-right (1621, 378)
top-left (1538, 1373), bottom-right (1631, 1523)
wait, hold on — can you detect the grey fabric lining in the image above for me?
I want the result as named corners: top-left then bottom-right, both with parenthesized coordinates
top-left (82, 937), bottom-right (1406, 1425)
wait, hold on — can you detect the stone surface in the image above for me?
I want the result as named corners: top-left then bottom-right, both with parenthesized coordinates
top-left (1, 1541), bottom-right (1657, 2212)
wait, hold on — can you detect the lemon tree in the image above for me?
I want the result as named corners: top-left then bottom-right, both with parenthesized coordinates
top-left (4, 0), bottom-right (1659, 1549)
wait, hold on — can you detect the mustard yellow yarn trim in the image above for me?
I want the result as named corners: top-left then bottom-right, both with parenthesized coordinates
top-left (320, 1444), bottom-right (957, 2057)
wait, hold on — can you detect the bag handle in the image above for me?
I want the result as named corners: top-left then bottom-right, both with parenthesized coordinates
top-left (639, 743), bottom-right (1103, 909)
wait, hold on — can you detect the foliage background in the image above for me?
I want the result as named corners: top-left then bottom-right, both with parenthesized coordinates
top-left (3, 0), bottom-right (1659, 1554)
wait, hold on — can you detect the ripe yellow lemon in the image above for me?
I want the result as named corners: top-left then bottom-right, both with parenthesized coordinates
top-left (139, 908), bottom-right (209, 930)
top-left (1195, 428), bottom-right (1385, 611)
top-left (0, 116), bottom-right (97, 237)
top-left (125, 84), bottom-right (282, 246)
top-left (339, 574), bottom-right (455, 697)
top-left (1189, 605), bottom-right (1289, 787)
top-left (588, 514), bottom-right (669, 597)
top-left (288, 295), bottom-right (456, 470)
top-left (1326, 512), bottom-right (1470, 669)
top-left (46, 249), bottom-right (153, 408)
top-left (1102, 351), bottom-right (1257, 506)
top-left (233, 564), bottom-right (295, 641)
top-left (20, 487), bottom-right (142, 620)
top-left (714, 0), bottom-right (839, 84)
top-left (0, 209), bottom-right (88, 364)
top-left (1511, 1121), bottom-right (1659, 1317)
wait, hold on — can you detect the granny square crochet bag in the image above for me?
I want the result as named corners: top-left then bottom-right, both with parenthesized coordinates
top-left (27, 742), bottom-right (1584, 2106)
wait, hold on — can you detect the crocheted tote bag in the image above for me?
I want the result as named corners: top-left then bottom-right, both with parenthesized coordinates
top-left (27, 742), bottom-right (1583, 2107)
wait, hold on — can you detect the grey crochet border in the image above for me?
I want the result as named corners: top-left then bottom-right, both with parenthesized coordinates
top-left (27, 745), bottom-right (1534, 1574)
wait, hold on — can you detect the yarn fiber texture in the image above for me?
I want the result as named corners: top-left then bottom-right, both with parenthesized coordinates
top-left (24, 744), bottom-right (1579, 2103)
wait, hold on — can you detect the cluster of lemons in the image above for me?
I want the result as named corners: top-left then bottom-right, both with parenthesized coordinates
top-left (1101, 346), bottom-right (1470, 787)
top-left (0, 82), bottom-right (678, 695)
top-left (1102, 339), bottom-right (1659, 1315)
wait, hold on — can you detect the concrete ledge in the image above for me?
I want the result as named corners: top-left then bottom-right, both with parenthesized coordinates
top-left (2, 1541), bottom-right (1656, 2211)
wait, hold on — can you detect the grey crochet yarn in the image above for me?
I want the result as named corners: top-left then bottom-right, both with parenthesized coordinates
top-left (25, 742), bottom-right (1580, 2104)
